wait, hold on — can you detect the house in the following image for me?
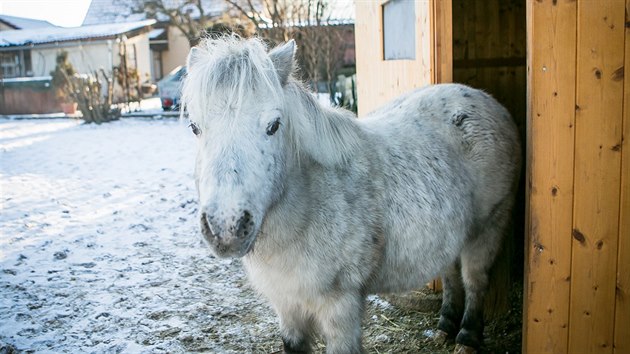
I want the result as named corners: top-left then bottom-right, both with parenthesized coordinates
top-left (355, 0), bottom-right (628, 352)
top-left (0, 19), bottom-right (155, 79)
top-left (0, 18), bottom-right (155, 114)
top-left (82, 0), bottom-right (224, 81)
top-left (0, 14), bottom-right (58, 78)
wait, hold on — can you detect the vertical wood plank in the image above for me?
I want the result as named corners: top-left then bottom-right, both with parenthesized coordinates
top-left (524, 0), bottom-right (577, 352)
top-left (432, 0), bottom-right (452, 84)
top-left (613, 1), bottom-right (630, 352)
top-left (569, 0), bottom-right (626, 352)
top-left (428, 0), bottom-right (452, 293)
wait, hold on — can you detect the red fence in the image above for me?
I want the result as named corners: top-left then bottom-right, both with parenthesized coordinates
top-left (0, 76), bottom-right (60, 115)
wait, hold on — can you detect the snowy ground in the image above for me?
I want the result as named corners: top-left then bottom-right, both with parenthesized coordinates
top-left (0, 118), bottom-right (281, 353)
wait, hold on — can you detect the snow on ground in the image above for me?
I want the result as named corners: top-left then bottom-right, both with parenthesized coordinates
top-left (0, 118), bottom-right (279, 353)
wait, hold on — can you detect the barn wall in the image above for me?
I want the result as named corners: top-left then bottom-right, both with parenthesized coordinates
top-left (451, 0), bottom-right (526, 132)
top-left (354, 0), bottom-right (435, 117)
top-left (525, 0), bottom-right (629, 353)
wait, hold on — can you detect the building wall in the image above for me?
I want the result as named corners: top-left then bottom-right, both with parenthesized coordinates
top-left (124, 33), bottom-right (152, 83)
top-left (32, 41), bottom-right (114, 77)
top-left (525, 0), bottom-right (629, 353)
top-left (354, 0), bottom-right (435, 117)
top-left (30, 32), bottom-right (152, 81)
top-left (161, 26), bottom-right (189, 75)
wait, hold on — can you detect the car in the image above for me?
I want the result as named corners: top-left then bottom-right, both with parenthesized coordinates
top-left (157, 65), bottom-right (186, 111)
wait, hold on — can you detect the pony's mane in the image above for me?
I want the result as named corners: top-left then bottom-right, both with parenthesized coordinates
top-left (182, 36), bottom-right (363, 167)
top-left (181, 36), bottom-right (281, 125)
top-left (283, 81), bottom-right (363, 166)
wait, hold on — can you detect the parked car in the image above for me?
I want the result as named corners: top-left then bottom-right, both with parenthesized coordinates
top-left (157, 65), bottom-right (186, 111)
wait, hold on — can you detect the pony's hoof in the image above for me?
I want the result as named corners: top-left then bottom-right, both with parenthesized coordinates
top-left (432, 329), bottom-right (449, 344)
top-left (453, 343), bottom-right (477, 354)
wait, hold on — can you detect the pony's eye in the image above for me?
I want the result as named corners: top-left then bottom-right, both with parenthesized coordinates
top-left (189, 122), bottom-right (201, 136)
top-left (266, 119), bottom-right (281, 136)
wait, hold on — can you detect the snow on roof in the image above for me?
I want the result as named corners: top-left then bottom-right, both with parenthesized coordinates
top-left (83, 0), bottom-right (225, 26)
top-left (0, 14), bottom-right (57, 30)
top-left (148, 28), bottom-right (166, 39)
top-left (0, 19), bottom-right (156, 48)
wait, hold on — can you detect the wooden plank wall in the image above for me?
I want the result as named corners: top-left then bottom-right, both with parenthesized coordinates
top-left (355, 0), bottom-right (434, 117)
top-left (525, 0), bottom-right (629, 353)
top-left (451, 0), bottom-right (526, 132)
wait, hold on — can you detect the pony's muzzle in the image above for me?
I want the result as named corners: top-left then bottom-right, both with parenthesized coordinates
top-left (199, 209), bottom-right (256, 258)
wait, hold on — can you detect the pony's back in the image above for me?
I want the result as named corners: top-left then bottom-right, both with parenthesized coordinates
top-left (363, 83), bottom-right (521, 224)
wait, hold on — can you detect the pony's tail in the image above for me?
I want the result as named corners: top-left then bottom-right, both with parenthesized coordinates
top-left (483, 228), bottom-right (513, 319)
top-left (483, 172), bottom-right (525, 320)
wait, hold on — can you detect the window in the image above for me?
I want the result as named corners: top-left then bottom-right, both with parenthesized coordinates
top-left (0, 50), bottom-right (32, 78)
top-left (1, 52), bottom-right (20, 78)
top-left (382, 0), bottom-right (416, 60)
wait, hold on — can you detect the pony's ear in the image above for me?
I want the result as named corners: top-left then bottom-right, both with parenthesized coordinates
top-left (186, 47), bottom-right (203, 70)
top-left (269, 40), bottom-right (296, 86)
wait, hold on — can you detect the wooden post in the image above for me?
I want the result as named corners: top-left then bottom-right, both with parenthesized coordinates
top-left (427, 0), bottom-right (452, 293)
top-left (613, 1), bottom-right (630, 353)
top-left (526, 0), bottom-right (628, 352)
top-left (432, 0), bottom-right (452, 84)
top-left (524, 0), bottom-right (577, 352)
top-left (568, 1), bottom-right (625, 352)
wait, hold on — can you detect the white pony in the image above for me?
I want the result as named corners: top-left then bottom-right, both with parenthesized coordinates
top-left (181, 37), bottom-right (521, 354)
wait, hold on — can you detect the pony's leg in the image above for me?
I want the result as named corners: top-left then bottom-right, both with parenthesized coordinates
top-left (437, 259), bottom-right (464, 340)
top-left (277, 305), bottom-right (313, 354)
top-left (457, 206), bottom-right (510, 350)
top-left (317, 292), bottom-right (365, 354)
top-left (457, 247), bottom-right (491, 350)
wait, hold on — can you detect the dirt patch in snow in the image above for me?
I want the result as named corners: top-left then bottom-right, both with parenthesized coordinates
top-left (0, 118), bottom-right (521, 353)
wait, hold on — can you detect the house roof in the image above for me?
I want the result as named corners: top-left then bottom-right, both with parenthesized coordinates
top-left (148, 28), bottom-right (166, 39)
top-left (0, 19), bottom-right (156, 48)
top-left (82, 0), bottom-right (225, 26)
top-left (0, 14), bottom-right (57, 30)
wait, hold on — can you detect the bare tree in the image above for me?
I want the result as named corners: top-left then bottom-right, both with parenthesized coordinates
top-left (128, 0), bottom-right (219, 45)
top-left (127, 0), bottom-right (350, 92)
top-left (224, 0), bottom-right (348, 91)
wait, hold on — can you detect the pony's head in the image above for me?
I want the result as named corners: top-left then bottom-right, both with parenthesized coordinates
top-left (181, 37), bottom-right (296, 258)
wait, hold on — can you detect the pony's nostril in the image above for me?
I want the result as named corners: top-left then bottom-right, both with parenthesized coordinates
top-left (200, 212), bottom-right (217, 237)
top-left (236, 210), bottom-right (254, 238)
